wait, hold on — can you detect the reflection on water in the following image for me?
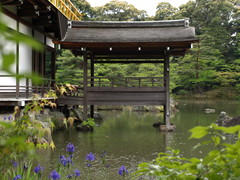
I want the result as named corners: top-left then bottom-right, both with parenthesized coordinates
top-left (37, 100), bottom-right (240, 179)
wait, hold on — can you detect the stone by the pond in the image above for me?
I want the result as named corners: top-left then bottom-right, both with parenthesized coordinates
top-left (205, 108), bottom-right (216, 113)
top-left (133, 99), bottom-right (178, 112)
top-left (48, 111), bottom-right (65, 129)
top-left (76, 124), bottom-right (94, 131)
top-left (148, 106), bottom-right (164, 112)
top-left (72, 109), bottom-right (83, 122)
top-left (132, 105), bottom-right (148, 111)
top-left (93, 112), bottom-right (103, 122)
top-left (216, 111), bottom-right (240, 127)
top-left (97, 105), bottom-right (123, 111)
top-left (152, 122), bottom-right (176, 132)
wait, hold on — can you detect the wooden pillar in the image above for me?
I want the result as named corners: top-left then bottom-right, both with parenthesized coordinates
top-left (164, 55), bottom-right (170, 129)
top-left (51, 47), bottom-right (56, 87)
top-left (16, 21), bottom-right (20, 99)
top-left (83, 52), bottom-right (88, 121)
top-left (90, 55), bottom-right (94, 119)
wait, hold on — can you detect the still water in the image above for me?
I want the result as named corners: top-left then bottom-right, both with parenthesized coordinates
top-left (37, 100), bottom-right (240, 179)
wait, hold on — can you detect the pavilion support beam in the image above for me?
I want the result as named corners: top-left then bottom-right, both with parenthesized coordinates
top-left (83, 52), bottom-right (88, 121)
top-left (94, 60), bottom-right (164, 64)
top-left (90, 54), bottom-right (95, 119)
top-left (164, 55), bottom-right (170, 130)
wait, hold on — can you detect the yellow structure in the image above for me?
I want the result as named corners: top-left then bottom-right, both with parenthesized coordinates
top-left (48, 0), bottom-right (82, 20)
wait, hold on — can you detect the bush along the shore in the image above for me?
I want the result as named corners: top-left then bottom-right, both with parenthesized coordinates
top-left (133, 124), bottom-right (240, 180)
top-left (0, 92), bottom-right (57, 178)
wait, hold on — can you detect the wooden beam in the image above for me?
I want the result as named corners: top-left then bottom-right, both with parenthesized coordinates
top-left (164, 54), bottom-right (170, 129)
top-left (90, 54), bottom-right (95, 118)
top-left (83, 52), bottom-right (88, 121)
top-left (92, 55), bottom-right (165, 59)
top-left (94, 60), bottom-right (164, 64)
top-left (2, 7), bottom-right (57, 40)
top-left (1, 0), bottom-right (22, 5)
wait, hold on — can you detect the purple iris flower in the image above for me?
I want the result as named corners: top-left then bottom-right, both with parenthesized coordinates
top-left (13, 175), bottom-right (21, 180)
top-left (34, 164), bottom-right (44, 174)
top-left (74, 169), bottom-right (80, 177)
top-left (49, 170), bottom-right (61, 180)
top-left (86, 152), bottom-right (95, 161)
top-left (3, 116), bottom-right (7, 120)
top-left (8, 116), bottom-right (11, 120)
top-left (59, 155), bottom-right (72, 166)
top-left (12, 161), bottom-right (17, 167)
top-left (66, 143), bottom-right (75, 154)
top-left (59, 155), bottom-right (67, 166)
top-left (118, 165), bottom-right (129, 176)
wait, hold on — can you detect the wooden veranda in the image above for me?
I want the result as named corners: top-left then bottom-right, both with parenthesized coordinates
top-left (56, 19), bottom-right (198, 130)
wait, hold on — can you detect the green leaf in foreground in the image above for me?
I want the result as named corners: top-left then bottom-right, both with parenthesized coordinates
top-left (189, 126), bottom-right (209, 139)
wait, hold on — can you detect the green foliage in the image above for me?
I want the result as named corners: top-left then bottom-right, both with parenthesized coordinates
top-left (155, 2), bottom-right (178, 20)
top-left (0, 92), bottom-right (57, 174)
top-left (133, 124), bottom-right (240, 179)
top-left (71, 0), bottom-right (95, 20)
top-left (91, 0), bottom-right (148, 21)
top-left (83, 118), bottom-right (96, 128)
top-left (56, 50), bottom-right (83, 85)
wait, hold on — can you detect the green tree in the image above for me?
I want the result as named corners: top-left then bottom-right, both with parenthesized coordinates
top-left (92, 0), bottom-right (148, 21)
top-left (71, 0), bottom-right (95, 20)
top-left (154, 2), bottom-right (178, 20)
top-left (179, 0), bottom-right (240, 60)
top-left (56, 50), bottom-right (83, 85)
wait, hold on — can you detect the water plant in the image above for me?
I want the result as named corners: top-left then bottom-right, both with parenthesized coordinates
top-left (82, 118), bottom-right (96, 128)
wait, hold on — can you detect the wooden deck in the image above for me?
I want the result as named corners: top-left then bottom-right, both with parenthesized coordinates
top-left (87, 87), bottom-right (165, 105)
top-left (57, 76), bottom-right (166, 106)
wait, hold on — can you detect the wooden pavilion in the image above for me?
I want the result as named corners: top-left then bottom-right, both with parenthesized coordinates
top-left (56, 19), bottom-right (198, 130)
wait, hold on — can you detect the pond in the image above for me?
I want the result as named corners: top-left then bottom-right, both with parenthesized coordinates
top-left (36, 100), bottom-right (240, 179)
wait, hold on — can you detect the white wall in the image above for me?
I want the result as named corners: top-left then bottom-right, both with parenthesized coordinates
top-left (0, 8), bottom-right (55, 95)
top-left (0, 12), bottom-right (17, 90)
top-left (19, 23), bottom-right (33, 90)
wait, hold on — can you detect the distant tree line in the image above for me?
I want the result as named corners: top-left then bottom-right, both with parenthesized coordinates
top-left (56, 0), bottom-right (240, 96)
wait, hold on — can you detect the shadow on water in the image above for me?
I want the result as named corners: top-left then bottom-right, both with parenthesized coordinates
top-left (36, 100), bottom-right (240, 179)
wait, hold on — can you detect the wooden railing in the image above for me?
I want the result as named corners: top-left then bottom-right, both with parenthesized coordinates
top-left (48, 0), bottom-right (82, 20)
top-left (87, 77), bottom-right (165, 88)
top-left (0, 75), bottom-right (55, 99)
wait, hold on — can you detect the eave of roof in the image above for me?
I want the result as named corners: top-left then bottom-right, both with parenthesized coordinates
top-left (54, 19), bottom-right (198, 58)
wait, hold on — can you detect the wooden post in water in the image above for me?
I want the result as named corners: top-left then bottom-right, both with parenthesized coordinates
top-left (164, 54), bottom-right (170, 129)
top-left (90, 54), bottom-right (94, 119)
top-left (83, 52), bottom-right (88, 121)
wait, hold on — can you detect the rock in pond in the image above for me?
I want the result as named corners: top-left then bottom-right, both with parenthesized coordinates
top-left (152, 122), bottom-right (176, 132)
top-left (205, 108), bottom-right (216, 113)
top-left (76, 124), bottom-right (94, 131)
top-left (216, 111), bottom-right (240, 127)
